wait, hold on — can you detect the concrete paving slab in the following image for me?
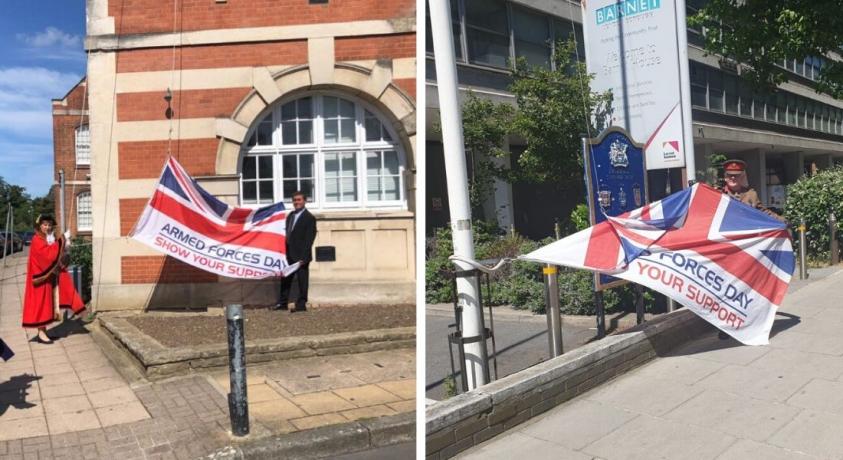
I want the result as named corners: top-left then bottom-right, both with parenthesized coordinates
top-left (585, 374), bottom-right (704, 417)
top-left (748, 348), bottom-right (843, 381)
top-left (786, 378), bottom-right (843, 415)
top-left (246, 383), bottom-right (285, 403)
top-left (0, 403), bottom-right (44, 421)
top-left (340, 404), bottom-right (396, 421)
top-left (34, 362), bottom-right (74, 376)
top-left (716, 439), bottom-right (818, 460)
top-left (0, 416), bottom-right (48, 441)
top-left (582, 413), bottom-right (736, 460)
top-left (518, 399), bottom-right (639, 451)
top-left (663, 389), bottom-right (800, 442)
top-left (375, 379), bottom-right (415, 400)
top-left (80, 377), bottom-right (125, 394)
top-left (87, 387), bottom-right (138, 408)
top-left (768, 409), bottom-right (843, 458)
top-left (289, 413), bottom-right (347, 430)
top-left (386, 400), bottom-right (414, 413)
top-left (40, 381), bottom-right (86, 400)
top-left (334, 384), bottom-right (402, 407)
top-left (45, 409), bottom-right (101, 434)
top-left (461, 432), bottom-right (592, 460)
top-left (291, 391), bottom-right (356, 415)
top-left (669, 333), bottom-right (771, 365)
top-left (76, 366), bottom-right (122, 383)
top-left (695, 364), bottom-right (812, 403)
top-left (94, 401), bottom-right (150, 427)
top-left (42, 395), bottom-right (93, 415)
top-left (249, 399), bottom-right (307, 421)
top-left (631, 354), bottom-right (726, 385)
top-left (40, 371), bottom-right (80, 386)
top-left (766, 330), bottom-right (843, 356)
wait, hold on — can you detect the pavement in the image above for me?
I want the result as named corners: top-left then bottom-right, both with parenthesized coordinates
top-left (0, 250), bottom-right (416, 459)
top-left (458, 264), bottom-right (843, 459)
top-left (425, 303), bottom-right (655, 401)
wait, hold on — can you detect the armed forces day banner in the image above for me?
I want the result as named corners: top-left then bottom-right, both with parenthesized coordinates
top-left (130, 157), bottom-right (299, 280)
top-left (522, 183), bottom-right (794, 345)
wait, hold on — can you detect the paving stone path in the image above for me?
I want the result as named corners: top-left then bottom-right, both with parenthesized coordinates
top-left (0, 250), bottom-right (415, 459)
top-left (459, 266), bottom-right (843, 460)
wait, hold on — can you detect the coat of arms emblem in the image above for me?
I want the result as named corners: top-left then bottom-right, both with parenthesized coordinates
top-left (609, 139), bottom-right (629, 168)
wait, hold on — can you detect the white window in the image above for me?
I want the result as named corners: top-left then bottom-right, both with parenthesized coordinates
top-left (240, 93), bottom-right (406, 210)
top-left (75, 125), bottom-right (90, 165)
top-left (77, 192), bottom-right (92, 232)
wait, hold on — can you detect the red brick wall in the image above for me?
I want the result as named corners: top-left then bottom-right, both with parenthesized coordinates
top-left (392, 78), bottom-right (415, 100)
top-left (121, 256), bottom-right (218, 283)
top-left (53, 80), bottom-right (91, 237)
top-left (335, 34), bottom-right (416, 61)
top-left (116, 88), bottom-right (251, 121)
top-left (116, 40), bottom-right (308, 73)
top-left (109, 0), bottom-right (415, 35)
top-left (119, 199), bottom-right (147, 236)
top-left (119, 139), bottom-right (218, 179)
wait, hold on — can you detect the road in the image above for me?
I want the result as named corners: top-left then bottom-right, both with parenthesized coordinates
top-left (426, 305), bottom-right (601, 400)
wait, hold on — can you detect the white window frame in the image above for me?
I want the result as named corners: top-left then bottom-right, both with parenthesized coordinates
top-left (239, 92), bottom-right (407, 212)
top-left (76, 192), bottom-right (92, 232)
top-left (75, 124), bottom-right (91, 166)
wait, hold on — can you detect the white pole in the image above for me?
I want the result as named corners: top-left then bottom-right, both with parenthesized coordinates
top-left (430, 0), bottom-right (489, 390)
top-left (59, 169), bottom-right (66, 233)
top-left (3, 203), bottom-right (10, 266)
top-left (674, 0), bottom-right (696, 183)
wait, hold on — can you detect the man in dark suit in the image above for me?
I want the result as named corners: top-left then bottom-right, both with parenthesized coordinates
top-left (275, 191), bottom-right (317, 312)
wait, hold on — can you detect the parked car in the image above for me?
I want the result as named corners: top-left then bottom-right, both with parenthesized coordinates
top-left (0, 232), bottom-right (23, 255)
top-left (17, 231), bottom-right (34, 246)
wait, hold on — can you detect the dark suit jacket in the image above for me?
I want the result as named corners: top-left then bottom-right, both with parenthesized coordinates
top-left (285, 208), bottom-right (317, 264)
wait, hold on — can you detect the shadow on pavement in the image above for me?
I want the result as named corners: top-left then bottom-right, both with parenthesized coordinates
top-left (46, 317), bottom-right (91, 340)
top-left (0, 374), bottom-right (42, 416)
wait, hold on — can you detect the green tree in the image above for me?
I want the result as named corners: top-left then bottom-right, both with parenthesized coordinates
top-left (509, 40), bottom-right (613, 184)
top-left (690, 1), bottom-right (843, 98)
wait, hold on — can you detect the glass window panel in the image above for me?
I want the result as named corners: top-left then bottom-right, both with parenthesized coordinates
top-left (282, 156), bottom-right (297, 178)
top-left (340, 99), bottom-right (355, 118)
top-left (324, 97), bottom-right (338, 117)
top-left (257, 119), bottom-right (273, 145)
top-left (340, 119), bottom-right (356, 143)
top-left (383, 126), bottom-right (392, 141)
top-left (708, 71), bottom-right (723, 112)
top-left (366, 116), bottom-right (381, 141)
top-left (248, 132), bottom-right (257, 146)
top-left (383, 176), bottom-right (400, 200)
top-left (281, 122), bottom-right (296, 145)
top-left (301, 180), bottom-right (314, 199)
top-left (384, 151), bottom-right (399, 174)
top-left (467, 29), bottom-right (510, 68)
top-left (300, 155), bottom-right (314, 177)
top-left (298, 97), bottom-right (312, 118)
top-left (324, 120), bottom-right (339, 144)
top-left (367, 152), bottom-right (381, 175)
top-left (724, 75), bottom-right (738, 114)
top-left (341, 152), bottom-right (356, 173)
top-left (368, 177), bottom-right (381, 201)
top-left (259, 180), bottom-right (274, 201)
top-left (243, 181), bottom-right (257, 200)
top-left (258, 156), bottom-right (273, 179)
top-left (283, 180), bottom-right (297, 198)
top-left (341, 177), bottom-right (357, 200)
top-left (281, 102), bottom-right (295, 120)
top-left (514, 8), bottom-right (550, 68)
top-left (299, 120), bottom-right (313, 144)
top-left (766, 95), bottom-right (776, 121)
top-left (243, 157), bottom-right (256, 179)
top-left (325, 153), bottom-right (339, 178)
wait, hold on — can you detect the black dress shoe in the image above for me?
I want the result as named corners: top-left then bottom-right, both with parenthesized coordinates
top-left (290, 307), bottom-right (307, 313)
top-left (33, 336), bottom-right (54, 345)
top-left (271, 304), bottom-right (288, 311)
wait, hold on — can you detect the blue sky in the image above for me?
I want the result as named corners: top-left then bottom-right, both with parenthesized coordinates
top-left (0, 0), bottom-right (87, 198)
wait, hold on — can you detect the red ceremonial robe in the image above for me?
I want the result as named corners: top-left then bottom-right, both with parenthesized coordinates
top-left (22, 235), bottom-right (84, 328)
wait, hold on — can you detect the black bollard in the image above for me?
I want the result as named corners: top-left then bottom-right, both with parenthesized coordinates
top-left (226, 304), bottom-right (249, 436)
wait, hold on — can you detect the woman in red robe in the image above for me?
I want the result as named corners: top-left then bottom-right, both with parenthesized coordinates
top-left (22, 215), bottom-right (85, 344)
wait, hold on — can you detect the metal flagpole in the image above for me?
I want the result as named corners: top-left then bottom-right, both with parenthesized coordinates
top-left (674, 0), bottom-right (696, 181)
top-left (430, 0), bottom-right (489, 390)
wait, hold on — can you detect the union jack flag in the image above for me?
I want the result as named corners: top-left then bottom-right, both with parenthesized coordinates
top-left (131, 157), bottom-right (299, 279)
top-left (523, 183), bottom-right (793, 345)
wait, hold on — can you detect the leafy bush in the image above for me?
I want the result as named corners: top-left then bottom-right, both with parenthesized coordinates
top-left (425, 219), bottom-right (656, 315)
top-left (784, 167), bottom-right (843, 262)
top-left (69, 237), bottom-right (92, 302)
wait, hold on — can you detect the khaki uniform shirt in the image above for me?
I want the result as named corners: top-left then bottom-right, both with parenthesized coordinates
top-left (722, 187), bottom-right (787, 223)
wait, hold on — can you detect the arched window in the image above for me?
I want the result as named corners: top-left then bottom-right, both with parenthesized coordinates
top-left (77, 192), bottom-right (92, 232)
top-left (75, 125), bottom-right (90, 165)
top-left (240, 94), bottom-right (406, 210)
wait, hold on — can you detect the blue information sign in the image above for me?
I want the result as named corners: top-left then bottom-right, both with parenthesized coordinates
top-left (583, 127), bottom-right (648, 290)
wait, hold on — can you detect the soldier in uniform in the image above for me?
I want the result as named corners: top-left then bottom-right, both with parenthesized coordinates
top-left (721, 159), bottom-right (786, 223)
